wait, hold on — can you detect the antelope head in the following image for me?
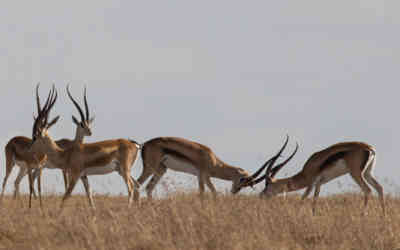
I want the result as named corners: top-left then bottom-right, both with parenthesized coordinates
top-left (30, 84), bottom-right (60, 154)
top-left (66, 85), bottom-right (94, 137)
top-left (257, 139), bottom-right (298, 197)
top-left (231, 135), bottom-right (298, 195)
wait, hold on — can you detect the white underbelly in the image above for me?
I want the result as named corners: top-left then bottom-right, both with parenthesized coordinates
top-left (163, 155), bottom-right (200, 176)
top-left (81, 160), bottom-right (119, 176)
top-left (319, 159), bottom-right (349, 184)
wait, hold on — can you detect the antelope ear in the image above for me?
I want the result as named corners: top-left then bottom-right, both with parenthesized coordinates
top-left (72, 115), bottom-right (80, 125)
top-left (47, 115), bottom-right (60, 129)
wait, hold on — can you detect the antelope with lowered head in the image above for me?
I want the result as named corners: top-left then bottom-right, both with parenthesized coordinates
top-left (137, 136), bottom-right (297, 199)
top-left (242, 139), bottom-right (385, 214)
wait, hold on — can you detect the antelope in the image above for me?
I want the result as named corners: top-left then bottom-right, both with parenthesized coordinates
top-left (29, 86), bottom-right (141, 209)
top-left (137, 136), bottom-right (296, 199)
top-left (1, 85), bottom-right (94, 202)
top-left (243, 139), bottom-right (385, 214)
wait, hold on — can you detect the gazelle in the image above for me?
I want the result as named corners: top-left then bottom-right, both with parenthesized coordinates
top-left (30, 86), bottom-right (141, 209)
top-left (1, 85), bottom-right (94, 201)
top-left (243, 140), bottom-right (385, 214)
top-left (137, 136), bottom-right (296, 199)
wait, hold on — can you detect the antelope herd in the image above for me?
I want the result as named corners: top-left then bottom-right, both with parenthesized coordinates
top-left (1, 85), bottom-right (385, 214)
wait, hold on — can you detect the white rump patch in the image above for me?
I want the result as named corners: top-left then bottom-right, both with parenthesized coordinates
top-left (318, 159), bottom-right (349, 184)
top-left (81, 160), bottom-right (120, 176)
top-left (162, 155), bottom-right (200, 176)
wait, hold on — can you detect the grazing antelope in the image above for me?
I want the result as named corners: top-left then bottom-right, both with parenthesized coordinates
top-left (243, 139), bottom-right (385, 214)
top-left (1, 85), bottom-right (94, 201)
top-left (30, 86), bottom-right (141, 209)
top-left (137, 136), bottom-right (296, 199)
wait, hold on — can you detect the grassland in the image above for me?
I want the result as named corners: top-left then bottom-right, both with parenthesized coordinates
top-left (0, 192), bottom-right (398, 250)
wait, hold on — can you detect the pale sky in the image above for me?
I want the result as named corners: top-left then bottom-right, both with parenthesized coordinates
top-left (1, 1), bottom-right (399, 197)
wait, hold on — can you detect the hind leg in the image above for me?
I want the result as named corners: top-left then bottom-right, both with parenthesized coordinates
top-left (349, 171), bottom-right (372, 213)
top-left (145, 163), bottom-right (167, 199)
top-left (130, 177), bottom-right (140, 203)
top-left (140, 149), bottom-right (164, 199)
top-left (1, 161), bottom-right (14, 201)
top-left (363, 157), bottom-right (385, 214)
top-left (138, 147), bottom-right (164, 187)
top-left (120, 171), bottom-right (134, 207)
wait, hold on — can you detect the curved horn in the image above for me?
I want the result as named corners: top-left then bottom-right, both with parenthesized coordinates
top-left (32, 85), bottom-right (44, 139)
top-left (66, 84), bottom-right (85, 122)
top-left (83, 86), bottom-right (90, 121)
top-left (44, 85), bottom-right (58, 125)
top-left (36, 83), bottom-right (41, 115)
top-left (270, 142), bottom-right (299, 178)
top-left (248, 135), bottom-right (289, 181)
top-left (40, 85), bottom-right (54, 126)
top-left (33, 85), bottom-right (57, 138)
top-left (248, 142), bottom-right (298, 186)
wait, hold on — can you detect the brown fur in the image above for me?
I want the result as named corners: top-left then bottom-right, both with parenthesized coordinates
top-left (261, 142), bottom-right (385, 214)
top-left (31, 133), bottom-right (141, 209)
top-left (138, 137), bottom-right (250, 199)
top-left (1, 136), bottom-right (47, 202)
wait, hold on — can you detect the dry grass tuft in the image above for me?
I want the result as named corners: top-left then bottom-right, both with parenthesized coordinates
top-left (0, 193), bottom-right (398, 250)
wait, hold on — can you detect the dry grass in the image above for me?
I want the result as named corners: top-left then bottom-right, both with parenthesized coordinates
top-left (0, 192), bottom-right (398, 250)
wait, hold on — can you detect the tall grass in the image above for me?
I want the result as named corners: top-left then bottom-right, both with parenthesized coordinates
top-left (0, 192), bottom-right (398, 250)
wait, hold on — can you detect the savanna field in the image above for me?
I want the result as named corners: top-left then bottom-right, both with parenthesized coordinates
top-left (0, 191), bottom-right (398, 250)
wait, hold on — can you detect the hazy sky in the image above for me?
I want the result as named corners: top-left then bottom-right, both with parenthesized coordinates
top-left (1, 1), bottom-right (399, 197)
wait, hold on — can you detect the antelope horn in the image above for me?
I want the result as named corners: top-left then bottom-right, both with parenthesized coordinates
top-left (247, 135), bottom-right (289, 181)
top-left (36, 83), bottom-right (41, 115)
top-left (83, 86), bottom-right (90, 121)
top-left (44, 85), bottom-right (57, 125)
top-left (33, 85), bottom-right (57, 138)
top-left (270, 142), bottom-right (299, 178)
top-left (66, 84), bottom-right (85, 122)
top-left (249, 142), bottom-right (298, 186)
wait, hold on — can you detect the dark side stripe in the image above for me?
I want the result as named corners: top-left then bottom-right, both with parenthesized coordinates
top-left (320, 151), bottom-right (347, 170)
top-left (162, 148), bottom-right (197, 165)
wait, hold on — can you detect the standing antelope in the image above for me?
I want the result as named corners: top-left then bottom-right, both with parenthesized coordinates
top-left (242, 139), bottom-right (385, 214)
top-left (1, 85), bottom-right (94, 201)
top-left (30, 86), bottom-right (141, 209)
top-left (137, 136), bottom-right (296, 199)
